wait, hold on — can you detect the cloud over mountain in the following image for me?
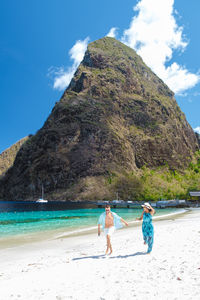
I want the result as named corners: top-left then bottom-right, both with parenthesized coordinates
top-left (51, 37), bottom-right (89, 91)
top-left (120, 0), bottom-right (199, 94)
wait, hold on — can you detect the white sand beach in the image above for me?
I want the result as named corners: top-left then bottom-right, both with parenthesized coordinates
top-left (0, 209), bottom-right (200, 300)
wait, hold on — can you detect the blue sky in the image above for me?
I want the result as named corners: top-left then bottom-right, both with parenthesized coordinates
top-left (0, 0), bottom-right (200, 154)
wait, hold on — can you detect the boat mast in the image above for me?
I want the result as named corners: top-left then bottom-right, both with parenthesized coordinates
top-left (42, 184), bottom-right (44, 199)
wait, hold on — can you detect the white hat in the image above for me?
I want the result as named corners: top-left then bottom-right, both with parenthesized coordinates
top-left (141, 202), bottom-right (151, 209)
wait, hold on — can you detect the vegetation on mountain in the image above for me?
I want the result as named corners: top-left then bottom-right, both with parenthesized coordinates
top-left (110, 151), bottom-right (200, 201)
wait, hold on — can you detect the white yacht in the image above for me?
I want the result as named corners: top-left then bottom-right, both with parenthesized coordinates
top-left (36, 198), bottom-right (48, 203)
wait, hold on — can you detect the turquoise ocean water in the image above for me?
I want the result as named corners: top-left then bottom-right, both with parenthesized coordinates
top-left (0, 201), bottom-right (183, 241)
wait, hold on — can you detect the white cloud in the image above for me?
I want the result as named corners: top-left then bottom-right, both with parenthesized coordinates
top-left (164, 63), bottom-right (199, 94)
top-left (194, 127), bottom-right (200, 134)
top-left (121, 0), bottom-right (200, 94)
top-left (52, 37), bottom-right (89, 91)
top-left (107, 27), bottom-right (118, 38)
top-left (51, 66), bottom-right (74, 91)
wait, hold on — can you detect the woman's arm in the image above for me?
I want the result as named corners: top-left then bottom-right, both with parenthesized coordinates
top-left (121, 218), bottom-right (129, 226)
top-left (136, 211), bottom-right (144, 221)
top-left (149, 206), bottom-right (155, 216)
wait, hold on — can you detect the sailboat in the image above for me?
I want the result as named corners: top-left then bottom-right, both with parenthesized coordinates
top-left (36, 185), bottom-right (48, 203)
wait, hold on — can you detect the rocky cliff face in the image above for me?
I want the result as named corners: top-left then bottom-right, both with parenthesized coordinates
top-left (0, 137), bottom-right (28, 178)
top-left (0, 37), bottom-right (199, 201)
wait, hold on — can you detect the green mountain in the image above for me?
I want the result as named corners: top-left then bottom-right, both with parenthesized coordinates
top-left (0, 37), bottom-right (199, 201)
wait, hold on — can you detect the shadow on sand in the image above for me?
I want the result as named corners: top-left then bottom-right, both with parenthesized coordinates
top-left (72, 251), bottom-right (147, 261)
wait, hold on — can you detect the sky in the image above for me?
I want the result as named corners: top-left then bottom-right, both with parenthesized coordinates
top-left (0, 0), bottom-right (200, 154)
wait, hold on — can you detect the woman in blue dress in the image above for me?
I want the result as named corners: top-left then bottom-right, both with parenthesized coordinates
top-left (136, 202), bottom-right (155, 253)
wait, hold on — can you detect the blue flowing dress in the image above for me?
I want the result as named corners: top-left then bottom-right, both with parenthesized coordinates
top-left (142, 212), bottom-right (154, 253)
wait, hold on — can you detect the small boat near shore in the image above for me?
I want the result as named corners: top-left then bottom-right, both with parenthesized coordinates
top-left (36, 185), bottom-right (48, 203)
top-left (36, 198), bottom-right (48, 203)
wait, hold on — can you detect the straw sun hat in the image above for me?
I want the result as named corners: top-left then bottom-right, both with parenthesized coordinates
top-left (141, 202), bottom-right (151, 209)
